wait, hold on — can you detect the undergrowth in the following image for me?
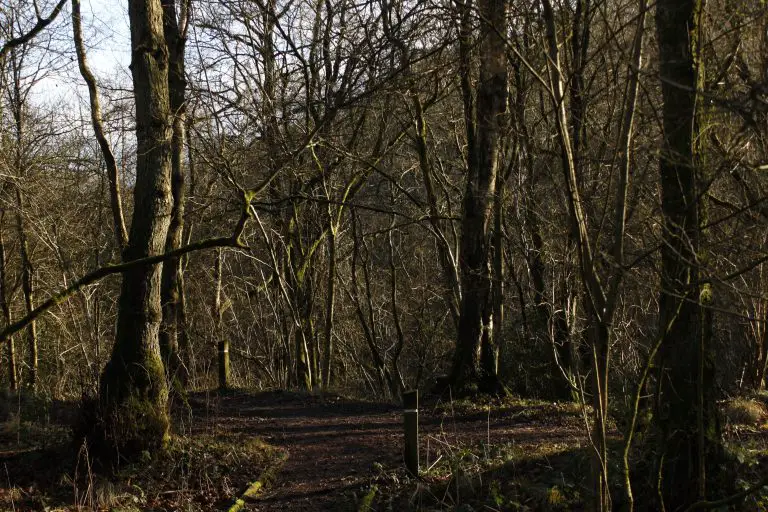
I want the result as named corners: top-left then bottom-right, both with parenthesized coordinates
top-left (362, 395), bottom-right (768, 511)
top-left (0, 391), bottom-right (282, 511)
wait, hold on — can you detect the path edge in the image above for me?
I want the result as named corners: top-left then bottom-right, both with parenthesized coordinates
top-left (227, 449), bottom-right (288, 512)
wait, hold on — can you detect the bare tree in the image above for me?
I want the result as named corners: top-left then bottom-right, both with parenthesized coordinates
top-left (653, 0), bottom-right (720, 507)
top-left (159, 0), bottom-right (191, 386)
top-left (449, 0), bottom-right (508, 394)
top-left (96, 0), bottom-right (175, 456)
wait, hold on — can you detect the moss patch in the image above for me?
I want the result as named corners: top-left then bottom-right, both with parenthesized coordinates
top-left (74, 392), bottom-right (170, 467)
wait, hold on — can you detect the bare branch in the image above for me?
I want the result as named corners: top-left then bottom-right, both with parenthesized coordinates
top-left (0, 0), bottom-right (67, 58)
top-left (71, 0), bottom-right (129, 252)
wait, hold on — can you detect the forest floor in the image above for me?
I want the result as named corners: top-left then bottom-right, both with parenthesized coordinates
top-left (0, 389), bottom-right (767, 510)
top-left (186, 389), bottom-right (589, 511)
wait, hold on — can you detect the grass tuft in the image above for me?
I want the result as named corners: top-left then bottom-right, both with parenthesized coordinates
top-left (723, 398), bottom-right (768, 426)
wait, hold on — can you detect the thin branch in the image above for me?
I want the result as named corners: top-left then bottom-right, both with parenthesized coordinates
top-left (71, 0), bottom-right (129, 252)
top-left (1, 190), bottom-right (254, 344)
top-left (0, 0), bottom-right (67, 58)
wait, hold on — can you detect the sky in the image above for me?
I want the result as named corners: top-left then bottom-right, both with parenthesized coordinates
top-left (29, 0), bottom-right (132, 106)
top-left (80, 0), bottom-right (131, 74)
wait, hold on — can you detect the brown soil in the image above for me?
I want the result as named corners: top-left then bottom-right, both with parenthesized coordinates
top-left (187, 390), bottom-right (585, 511)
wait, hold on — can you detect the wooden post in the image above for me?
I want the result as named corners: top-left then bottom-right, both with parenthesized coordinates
top-left (403, 389), bottom-right (419, 476)
top-left (218, 339), bottom-right (230, 390)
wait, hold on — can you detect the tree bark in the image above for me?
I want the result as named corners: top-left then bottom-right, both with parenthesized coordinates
top-left (511, 57), bottom-right (574, 398)
top-left (97, 0), bottom-right (173, 457)
top-left (412, 94), bottom-right (461, 328)
top-left (159, 0), bottom-right (189, 387)
top-left (213, 248), bottom-right (228, 389)
top-left (287, 210), bottom-right (316, 391)
top-left (0, 217), bottom-right (17, 392)
top-left (654, 0), bottom-right (720, 507)
top-left (450, 0), bottom-right (507, 394)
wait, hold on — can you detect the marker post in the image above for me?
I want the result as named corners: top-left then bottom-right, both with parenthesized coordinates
top-left (403, 389), bottom-right (419, 476)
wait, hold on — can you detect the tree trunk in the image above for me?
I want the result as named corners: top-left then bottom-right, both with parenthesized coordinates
top-left (450, 0), bottom-right (507, 395)
top-left (286, 210), bottom-right (315, 391)
top-left (9, 63), bottom-right (37, 390)
top-left (321, 225), bottom-right (336, 389)
top-left (755, 307), bottom-right (768, 391)
top-left (387, 212), bottom-right (406, 400)
top-left (97, 0), bottom-right (173, 458)
top-left (0, 219), bottom-right (17, 392)
top-left (213, 248), bottom-right (229, 389)
top-left (489, 165), bottom-right (504, 382)
top-left (654, 0), bottom-right (719, 507)
top-left (14, 185), bottom-right (37, 389)
top-left (159, 0), bottom-right (189, 387)
top-left (512, 57), bottom-right (574, 399)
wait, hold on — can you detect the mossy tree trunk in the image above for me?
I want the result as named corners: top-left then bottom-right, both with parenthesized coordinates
top-left (654, 0), bottom-right (720, 507)
top-left (0, 66), bottom-right (13, 393)
top-left (97, 0), bottom-right (173, 457)
top-left (321, 221), bottom-right (337, 389)
top-left (213, 248), bottom-right (230, 389)
top-left (287, 212), bottom-right (316, 391)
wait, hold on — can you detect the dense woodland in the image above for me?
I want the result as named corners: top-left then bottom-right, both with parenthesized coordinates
top-left (0, 0), bottom-right (767, 509)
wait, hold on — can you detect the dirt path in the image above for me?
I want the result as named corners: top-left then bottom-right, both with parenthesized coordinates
top-left (186, 390), bottom-right (584, 511)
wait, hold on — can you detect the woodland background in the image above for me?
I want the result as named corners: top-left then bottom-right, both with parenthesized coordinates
top-left (0, 0), bottom-right (766, 509)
